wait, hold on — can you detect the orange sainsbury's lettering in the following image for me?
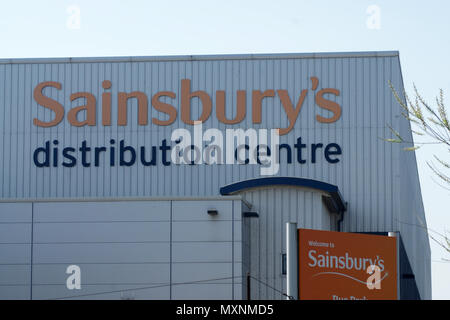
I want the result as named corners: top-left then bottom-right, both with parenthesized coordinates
top-left (152, 91), bottom-right (177, 126)
top-left (315, 88), bottom-right (341, 123)
top-left (68, 92), bottom-right (96, 127)
top-left (33, 81), bottom-right (65, 127)
top-left (32, 78), bottom-right (342, 133)
top-left (277, 89), bottom-right (308, 135)
top-left (180, 79), bottom-right (212, 125)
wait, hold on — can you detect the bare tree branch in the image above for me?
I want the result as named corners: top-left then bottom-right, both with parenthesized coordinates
top-left (388, 83), bottom-right (450, 255)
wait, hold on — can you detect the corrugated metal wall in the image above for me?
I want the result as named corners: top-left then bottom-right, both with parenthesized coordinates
top-left (397, 81), bottom-right (432, 299)
top-left (242, 186), bottom-right (336, 300)
top-left (0, 52), bottom-right (431, 299)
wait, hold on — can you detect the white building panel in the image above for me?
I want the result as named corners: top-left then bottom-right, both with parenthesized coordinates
top-left (0, 198), bottom-right (242, 300)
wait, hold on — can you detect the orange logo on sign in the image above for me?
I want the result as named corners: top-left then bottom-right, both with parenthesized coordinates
top-left (298, 229), bottom-right (397, 300)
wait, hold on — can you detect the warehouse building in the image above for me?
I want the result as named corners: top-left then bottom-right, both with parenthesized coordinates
top-left (0, 51), bottom-right (431, 299)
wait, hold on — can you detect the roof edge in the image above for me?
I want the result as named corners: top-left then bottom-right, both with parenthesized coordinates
top-left (0, 51), bottom-right (399, 65)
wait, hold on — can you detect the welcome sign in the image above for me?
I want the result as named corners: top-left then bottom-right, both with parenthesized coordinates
top-left (298, 229), bottom-right (398, 300)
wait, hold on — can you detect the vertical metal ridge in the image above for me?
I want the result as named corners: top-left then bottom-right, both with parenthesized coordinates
top-left (231, 200), bottom-right (234, 300)
top-left (30, 202), bottom-right (34, 300)
top-left (169, 200), bottom-right (172, 300)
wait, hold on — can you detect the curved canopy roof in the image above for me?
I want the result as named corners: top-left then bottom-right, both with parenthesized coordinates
top-left (220, 177), bottom-right (347, 213)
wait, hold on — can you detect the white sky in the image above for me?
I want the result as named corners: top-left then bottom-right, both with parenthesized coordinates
top-left (0, 0), bottom-right (449, 299)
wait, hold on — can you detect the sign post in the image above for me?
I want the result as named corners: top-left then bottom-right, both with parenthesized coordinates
top-left (388, 231), bottom-right (401, 300)
top-left (286, 222), bottom-right (298, 300)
